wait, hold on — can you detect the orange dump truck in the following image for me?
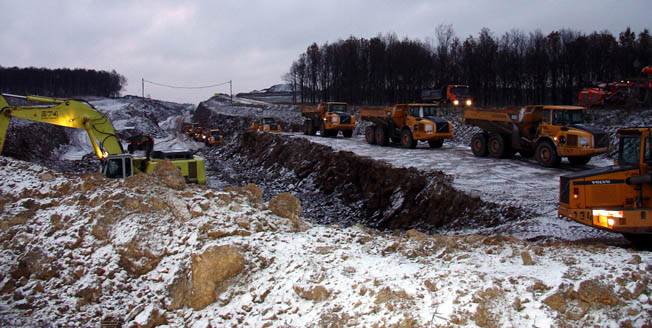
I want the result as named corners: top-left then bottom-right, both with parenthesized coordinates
top-left (360, 104), bottom-right (453, 148)
top-left (462, 105), bottom-right (609, 167)
top-left (301, 102), bottom-right (355, 137)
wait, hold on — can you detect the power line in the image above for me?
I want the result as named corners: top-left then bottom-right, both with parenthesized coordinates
top-left (141, 78), bottom-right (233, 104)
top-left (142, 79), bottom-right (231, 90)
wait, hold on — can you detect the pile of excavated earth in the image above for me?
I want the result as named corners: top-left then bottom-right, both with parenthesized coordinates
top-left (1, 95), bottom-right (651, 326)
top-left (0, 156), bottom-right (650, 327)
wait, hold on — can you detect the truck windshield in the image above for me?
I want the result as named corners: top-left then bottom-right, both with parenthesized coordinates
top-left (328, 104), bottom-right (347, 113)
top-left (552, 110), bottom-right (584, 126)
top-left (211, 131), bottom-right (221, 137)
top-left (421, 106), bottom-right (438, 117)
top-left (450, 87), bottom-right (469, 96)
top-left (620, 136), bottom-right (641, 165)
top-left (262, 118), bottom-right (275, 124)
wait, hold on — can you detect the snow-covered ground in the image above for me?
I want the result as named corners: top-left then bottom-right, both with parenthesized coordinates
top-left (0, 156), bottom-right (650, 327)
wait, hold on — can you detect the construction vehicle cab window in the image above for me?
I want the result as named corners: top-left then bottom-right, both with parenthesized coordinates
top-left (327, 103), bottom-right (347, 113)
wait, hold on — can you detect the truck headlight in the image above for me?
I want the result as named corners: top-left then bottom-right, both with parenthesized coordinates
top-left (332, 117), bottom-right (338, 124)
top-left (465, 99), bottom-right (472, 106)
top-left (592, 210), bottom-right (622, 229)
top-left (579, 136), bottom-right (590, 148)
top-left (453, 100), bottom-right (459, 106)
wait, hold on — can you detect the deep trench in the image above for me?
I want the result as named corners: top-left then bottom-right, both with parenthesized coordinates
top-left (194, 105), bottom-right (529, 232)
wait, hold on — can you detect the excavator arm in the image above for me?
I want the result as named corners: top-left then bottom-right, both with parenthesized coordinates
top-left (0, 93), bottom-right (124, 159)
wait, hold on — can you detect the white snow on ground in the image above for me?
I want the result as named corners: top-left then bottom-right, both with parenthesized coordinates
top-left (284, 133), bottom-right (619, 241)
top-left (0, 157), bottom-right (650, 327)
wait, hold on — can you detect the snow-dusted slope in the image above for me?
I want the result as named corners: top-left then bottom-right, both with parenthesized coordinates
top-left (0, 156), bottom-right (650, 327)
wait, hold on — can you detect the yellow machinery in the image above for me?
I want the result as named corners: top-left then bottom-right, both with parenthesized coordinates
top-left (360, 104), bottom-right (453, 148)
top-left (0, 93), bottom-right (205, 183)
top-left (202, 128), bottom-right (224, 146)
top-left (559, 127), bottom-right (651, 245)
top-left (301, 102), bottom-right (355, 137)
top-left (463, 105), bottom-right (609, 167)
top-left (250, 117), bottom-right (281, 133)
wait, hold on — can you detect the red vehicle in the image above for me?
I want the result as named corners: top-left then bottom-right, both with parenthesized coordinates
top-left (578, 66), bottom-right (652, 108)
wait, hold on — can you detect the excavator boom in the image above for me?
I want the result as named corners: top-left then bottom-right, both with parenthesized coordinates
top-left (0, 93), bottom-right (123, 159)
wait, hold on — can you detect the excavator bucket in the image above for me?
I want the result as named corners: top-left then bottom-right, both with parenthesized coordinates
top-left (0, 95), bottom-right (11, 154)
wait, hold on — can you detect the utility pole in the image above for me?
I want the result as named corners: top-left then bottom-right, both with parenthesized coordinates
top-left (142, 78), bottom-right (144, 98)
top-left (230, 80), bottom-right (233, 105)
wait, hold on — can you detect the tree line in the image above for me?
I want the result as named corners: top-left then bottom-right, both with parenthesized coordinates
top-left (284, 26), bottom-right (652, 106)
top-left (0, 66), bottom-right (126, 98)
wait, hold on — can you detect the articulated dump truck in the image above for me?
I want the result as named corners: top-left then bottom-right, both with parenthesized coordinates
top-left (559, 127), bottom-right (652, 246)
top-left (360, 104), bottom-right (453, 148)
top-left (463, 105), bottom-right (609, 167)
top-left (302, 102), bottom-right (355, 137)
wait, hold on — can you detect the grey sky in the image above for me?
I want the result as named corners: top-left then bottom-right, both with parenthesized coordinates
top-left (0, 0), bottom-right (649, 104)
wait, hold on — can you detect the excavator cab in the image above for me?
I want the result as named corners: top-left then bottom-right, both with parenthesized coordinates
top-left (102, 154), bottom-right (134, 179)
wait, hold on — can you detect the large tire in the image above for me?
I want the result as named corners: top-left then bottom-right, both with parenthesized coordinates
top-left (401, 129), bottom-right (417, 149)
top-left (390, 137), bottom-right (401, 144)
top-left (536, 141), bottom-right (561, 167)
top-left (327, 130), bottom-right (338, 137)
top-left (568, 156), bottom-right (591, 166)
top-left (375, 126), bottom-right (389, 146)
top-left (365, 126), bottom-right (377, 144)
top-left (471, 133), bottom-right (488, 157)
top-left (428, 139), bottom-right (444, 148)
top-left (488, 134), bottom-right (508, 158)
top-left (343, 130), bottom-right (353, 138)
top-left (303, 121), bottom-right (309, 135)
top-left (319, 121), bottom-right (327, 137)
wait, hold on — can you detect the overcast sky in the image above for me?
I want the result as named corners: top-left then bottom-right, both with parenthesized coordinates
top-left (1, 0), bottom-right (649, 104)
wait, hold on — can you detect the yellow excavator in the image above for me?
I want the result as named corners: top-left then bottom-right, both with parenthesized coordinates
top-left (0, 93), bottom-right (205, 183)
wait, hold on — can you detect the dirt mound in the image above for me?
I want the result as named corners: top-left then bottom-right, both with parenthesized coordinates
top-left (235, 131), bottom-right (526, 231)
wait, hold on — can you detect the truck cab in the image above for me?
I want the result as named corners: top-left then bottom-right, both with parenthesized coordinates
top-left (559, 128), bottom-right (652, 245)
top-left (445, 85), bottom-right (472, 107)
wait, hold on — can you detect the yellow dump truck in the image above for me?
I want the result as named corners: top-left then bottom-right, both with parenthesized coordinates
top-left (302, 102), bottom-right (355, 137)
top-left (250, 117), bottom-right (281, 133)
top-left (462, 105), bottom-right (609, 167)
top-left (559, 127), bottom-right (652, 246)
top-left (360, 104), bottom-right (453, 148)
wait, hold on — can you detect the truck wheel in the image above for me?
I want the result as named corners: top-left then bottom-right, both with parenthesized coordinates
top-left (568, 156), bottom-right (591, 166)
top-left (390, 137), bottom-right (401, 144)
top-left (320, 122), bottom-right (327, 137)
top-left (365, 126), bottom-right (377, 144)
top-left (303, 121), bottom-right (311, 135)
top-left (488, 134), bottom-right (508, 158)
top-left (536, 141), bottom-right (561, 167)
top-left (343, 130), bottom-right (353, 138)
top-left (401, 129), bottom-right (417, 149)
top-left (428, 139), bottom-right (444, 148)
top-left (375, 126), bottom-right (389, 146)
top-left (471, 133), bottom-right (488, 157)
